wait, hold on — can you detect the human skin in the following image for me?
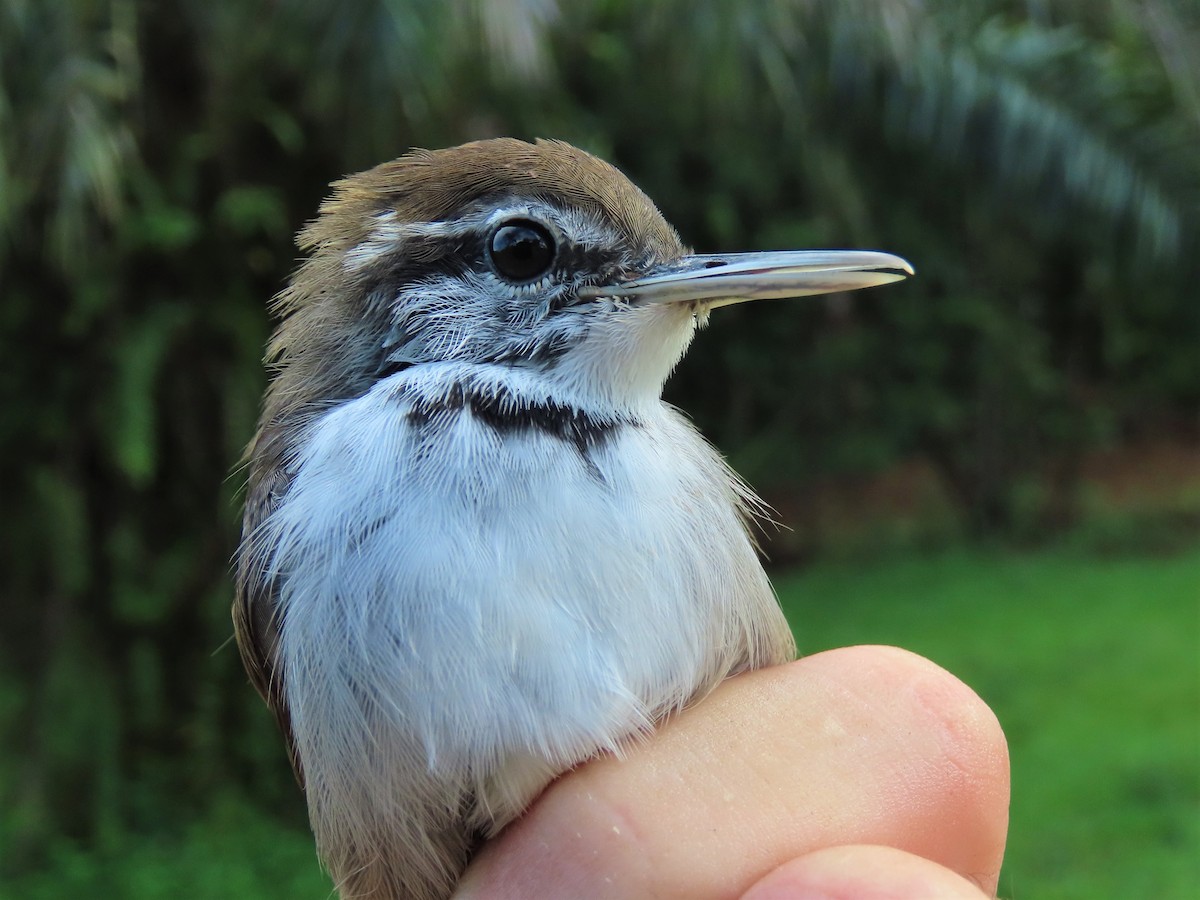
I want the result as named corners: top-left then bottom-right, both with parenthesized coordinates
top-left (454, 645), bottom-right (1010, 899)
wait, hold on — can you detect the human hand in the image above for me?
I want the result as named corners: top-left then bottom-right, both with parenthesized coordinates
top-left (455, 645), bottom-right (1009, 898)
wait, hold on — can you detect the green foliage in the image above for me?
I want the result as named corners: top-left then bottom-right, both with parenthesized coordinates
top-left (0, 0), bottom-right (1196, 889)
top-left (0, 795), bottom-right (330, 900)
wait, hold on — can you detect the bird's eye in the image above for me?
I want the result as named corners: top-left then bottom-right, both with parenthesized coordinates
top-left (488, 220), bottom-right (556, 283)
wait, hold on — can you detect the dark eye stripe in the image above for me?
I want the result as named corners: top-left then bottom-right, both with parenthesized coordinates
top-left (354, 215), bottom-right (636, 312)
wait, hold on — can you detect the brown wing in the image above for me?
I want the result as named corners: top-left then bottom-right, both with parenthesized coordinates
top-left (234, 459), bottom-right (305, 786)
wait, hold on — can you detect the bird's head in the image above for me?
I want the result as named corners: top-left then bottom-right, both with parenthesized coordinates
top-left (261, 137), bottom-right (911, 438)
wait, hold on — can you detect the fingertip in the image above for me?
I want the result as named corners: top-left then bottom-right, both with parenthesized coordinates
top-left (797, 646), bottom-right (1010, 892)
top-left (739, 844), bottom-right (992, 900)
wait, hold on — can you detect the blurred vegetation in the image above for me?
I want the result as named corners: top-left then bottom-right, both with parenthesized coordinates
top-left (1, 0), bottom-right (1197, 894)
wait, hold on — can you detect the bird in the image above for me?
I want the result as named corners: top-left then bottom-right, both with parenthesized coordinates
top-left (234, 137), bottom-right (913, 900)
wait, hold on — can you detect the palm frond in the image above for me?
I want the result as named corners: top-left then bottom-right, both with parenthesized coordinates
top-left (899, 18), bottom-right (1192, 257)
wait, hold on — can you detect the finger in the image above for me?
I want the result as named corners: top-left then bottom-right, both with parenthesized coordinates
top-left (740, 844), bottom-right (994, 899)
top-left (455, 646), bottom-right (1009, 899)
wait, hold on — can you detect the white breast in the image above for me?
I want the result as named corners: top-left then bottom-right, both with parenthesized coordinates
top-left (261, 361), bottom-right (792, 864)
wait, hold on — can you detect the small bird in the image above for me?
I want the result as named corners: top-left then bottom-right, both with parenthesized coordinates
top-left (235, 138), bottom-right (912, 899)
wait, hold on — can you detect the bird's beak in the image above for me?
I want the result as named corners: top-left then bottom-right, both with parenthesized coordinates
top-left (580, 250), bottom-right (914, 308)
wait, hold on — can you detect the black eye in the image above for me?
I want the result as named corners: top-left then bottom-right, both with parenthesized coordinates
top-left (488, 220), bottom-right (556, 283)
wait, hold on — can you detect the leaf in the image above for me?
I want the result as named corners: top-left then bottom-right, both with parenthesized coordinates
top-left (105, 306), bottom-right (189, 487)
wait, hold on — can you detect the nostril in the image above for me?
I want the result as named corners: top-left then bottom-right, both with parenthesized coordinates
top-left (703, 259), bottom-right (724, 269)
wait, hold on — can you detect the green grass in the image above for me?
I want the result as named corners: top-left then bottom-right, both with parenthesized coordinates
top-left (777, 546), bottom-right (1200, 899)
top-left (1, 795), bottom-right (332, 900)
top-left (6, 547), bottom-right (1197, 899)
